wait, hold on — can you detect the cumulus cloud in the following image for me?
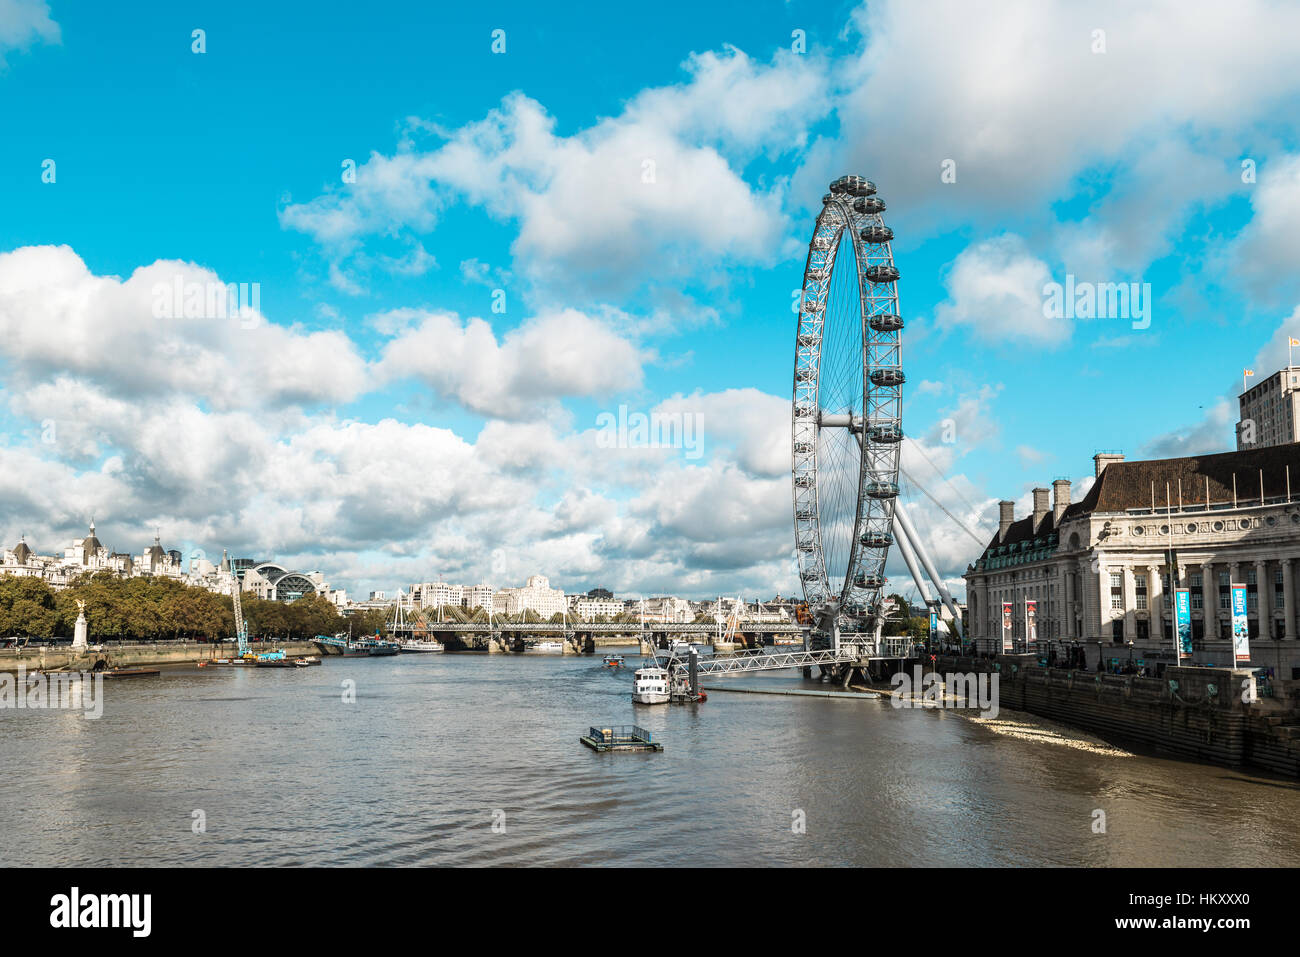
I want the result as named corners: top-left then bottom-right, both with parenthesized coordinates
top-left (0, 245), bottom-right (370, 410)
top-left (375, 307), bottom-right (647, 419)
top-left (806, 0), bottom-right (1300, 239)
top-left (281, 46), bottom-right (829, 295)
top-left (0, 0), bottom-right (58, 67)
top-left (0, 241), bottom-right (813, 598)
top-left (1225, 155), bottom-right (1300, 302)
top-left (932, 236), bottom-right (1064, 345)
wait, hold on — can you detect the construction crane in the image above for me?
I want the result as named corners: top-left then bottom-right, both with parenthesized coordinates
top-left (232, 574), bottom-right (251, 657)
top-left (230, 569), bottom-right (284, 662)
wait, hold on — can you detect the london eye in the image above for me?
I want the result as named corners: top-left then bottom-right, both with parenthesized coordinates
top-left (792, 175), bottom-right (904, 638)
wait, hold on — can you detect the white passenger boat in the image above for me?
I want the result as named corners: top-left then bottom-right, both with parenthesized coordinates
top-left (398, 638), bottom-right (445, 653)
top-left (632, 667), bottom-right (671, 705)
top-left (530, 640), bottom-right (564, 653)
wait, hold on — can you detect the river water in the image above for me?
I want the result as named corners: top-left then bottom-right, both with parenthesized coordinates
top-left (3, 649), bottom-right (1299, 867)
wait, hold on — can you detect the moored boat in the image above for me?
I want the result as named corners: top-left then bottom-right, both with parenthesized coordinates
top-left (398, 638), bottom-right (445, 653)
top-left (632, 666), bottom-right (670, 705)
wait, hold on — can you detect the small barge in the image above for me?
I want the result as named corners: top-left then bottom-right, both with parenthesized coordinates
top-left (580, 725), bottom-right (663, 752)
top-left (256, 656), bottom-right (321, 668)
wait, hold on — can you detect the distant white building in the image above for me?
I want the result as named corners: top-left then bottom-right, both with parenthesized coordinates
top-left (570, 596), bottom-right (623, 619)
top-left (493, 575), bottom-right (566, 617)
top-left (627, 596), bottom-right (692, 623)
top-left (410, 581), bottom-right (465, 609)
top-left (463, 584), bottom-right (494, 611)
top-left (138, 534), bottom-right (184, 578)
top-left (240, 563), bottom-right (328, 603)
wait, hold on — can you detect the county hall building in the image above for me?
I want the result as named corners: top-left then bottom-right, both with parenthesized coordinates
top-left (964, 445), bottom-right (1300, 675)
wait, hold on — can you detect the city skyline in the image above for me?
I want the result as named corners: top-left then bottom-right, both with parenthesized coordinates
top-left (2, 1), bottom-right (1299, 603)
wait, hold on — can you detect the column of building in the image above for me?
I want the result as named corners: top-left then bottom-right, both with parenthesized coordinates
top-left (1201, 559), bottom-right (1215, 640)
top-left (1285, 558), bottom-right (1297, 641)
top-left (1063, 562), bottom-right (1075, 639)
top-left (1256, 558), bottom-right (1271, 639)
top-left (1122, 564), bottom-right (1136, 641)
top-left (1147, 561), bottom-right (1162, 643)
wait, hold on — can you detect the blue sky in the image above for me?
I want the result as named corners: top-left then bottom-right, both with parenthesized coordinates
top-left (1, 0), bottom-right (1299, 602)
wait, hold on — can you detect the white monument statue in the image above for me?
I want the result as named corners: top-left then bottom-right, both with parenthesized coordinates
top-left (72, 599), bottom-right (88, 651)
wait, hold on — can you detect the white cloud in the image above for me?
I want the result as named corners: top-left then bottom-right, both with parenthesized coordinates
top-left (1226, 155), bottom-right (1300, 301)
top-left (281, 47), bottom-right (829, 294)
top-left (932, 236), bottom-right (1065, 345)
top-left (375, 307), bottom-right (646, 419)
top-left (0, 245), bottom-right (370, 410)
top-left (810, 0), bottom-right (1300, 240)
top-left (0, 0), bottom-right (57, 67)
top-left (1249, 306), bottom-right (1300, 379)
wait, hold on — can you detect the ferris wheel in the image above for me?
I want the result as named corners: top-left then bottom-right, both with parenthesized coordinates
top-left (792, 174), bottom-right (904, 633)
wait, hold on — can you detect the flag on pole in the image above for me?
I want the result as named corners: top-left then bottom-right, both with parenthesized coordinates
top-left (1291, 338), bottom-right (1300, 368)
top-left (1244, 368), bottom-right (1255, 394)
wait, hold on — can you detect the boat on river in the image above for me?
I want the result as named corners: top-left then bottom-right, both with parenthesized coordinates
top-left (632, 666), bottom-right (670, 705)
top-left (398, 638), bottom-right (445, 653)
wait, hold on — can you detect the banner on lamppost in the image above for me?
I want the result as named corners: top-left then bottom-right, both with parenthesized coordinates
top-left (1174, 587), bottom-right (1192, 659)
top-left (1001, 601), bottom-right (1013, 652)
top-left (1231, 583), bottom-right (1250, 663)
top-left (1025, 600), bottom-right (1038, 646)
top-left (929, 608), bottom-right (938, 643)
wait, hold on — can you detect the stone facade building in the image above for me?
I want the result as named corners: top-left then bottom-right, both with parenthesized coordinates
top-left (965, 446), bottom-right (1300, 674)
top-left (1237, 365), bottom-right (1300, 449)
top-left (492, 574), bottom-right (566, 618)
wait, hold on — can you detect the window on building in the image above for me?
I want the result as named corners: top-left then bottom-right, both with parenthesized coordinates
top-left (1135, 573), bottom-right (1147, 610)
top-left (1110, 572), bottom-right (1123, 609)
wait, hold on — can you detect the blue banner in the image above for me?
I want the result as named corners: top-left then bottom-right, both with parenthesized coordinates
top-left (1231, 583), bottom-right (1250, 663)
top-left (929, 609), bottom-right (937, 643)
top-left (1174, 588), bottom-right (1192, 658)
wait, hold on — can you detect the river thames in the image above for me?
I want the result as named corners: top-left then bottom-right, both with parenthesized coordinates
top-left (3, 650), bottom-right (1299, 867)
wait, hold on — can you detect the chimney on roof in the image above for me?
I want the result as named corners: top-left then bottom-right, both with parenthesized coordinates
top-left (998, 500), bottom-right (1015, 542)
top-left (1053, 478), bottom-right (1071, 524)
top-left (1094, 452), bottom-right (1124, 478)
top-left (1032, 488), bottom-right (1050, 530)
